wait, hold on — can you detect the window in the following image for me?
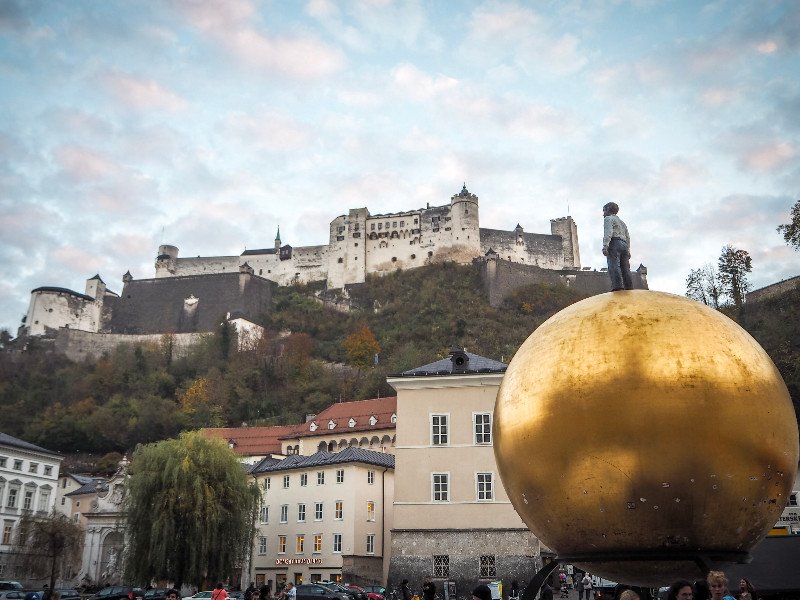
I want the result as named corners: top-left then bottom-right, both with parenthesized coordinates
top-left (366, 534), bottom-right (375, 554)
top-left (366, 501), bottom-right (375, 521)
top-left (480, 555), bottom-right (496, 577)
top-left (367, 471), bottom-right (375, 484)
top-left (314, 534), bottom-right (322, 553)
top-left (23, 490), bottom-right (33, 510)
top-left (431, 414), bottom-right (448, 445)
top-left (432, 474), bottom-right (449, 502)
top-left (73, 512), bottom-right (79, 523)
top-left (789, 493), bottom-right (798, 507)
top-left (474, 413), bottom-right (492, 444)
top-left (283, 475), bottom-right (290, 489)
top-left (38, 490), bottom-right (50, 511)
top-left (259, 536), bottom-right (267, 555)
top-left (13, 460), bottom-right (22, 470)
top-left (2, 523), bottom-right (12, 545)
top-left (315, 502), bottom-right (323, 520)
top-left (317, 472), bottom-right (325, 485)
top-left (264, 477), bottom-right (271, 490)
top-left (336, 469), bottom-right (344, 483)
top-left (278, 535), bottom-right (287, 554)
top-left (61, 498), bottom-right (65, 506)
top-left (260, 505), bottom-right (269, 524)
top-left (433, 555), bottom-right (450, 578)
top-left (44, 466), bottom-right (53, 476)
top-left (7, 488), bottom-right (18, 508)
top-left (333, 533), bottom-right (342, 553)
top-left (29, 463), bottom-right (38, 474)
top-left (477, 473), bottom-right (494, 501)
top-left (335, 500), bottom-right (343, 520)
top-left (280, 505), bottom-right (288, 523)
top-left (296, 534), bottom-right (305, 553)
top-left (0, 457), bottom-right (6, 468)
top-left (300, 473), bottom-right (308, 487)
top-left (298, 503), bottom-right (306, 522)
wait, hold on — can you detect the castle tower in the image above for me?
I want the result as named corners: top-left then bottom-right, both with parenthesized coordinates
top-left (448, 183), bottom-right (481, 256)
top-left (155, 244), bottom-right (179, 277)
top-left (275, 227), bottom-right (281, 251)
top-left (550, 216), bottom-right (581, 269)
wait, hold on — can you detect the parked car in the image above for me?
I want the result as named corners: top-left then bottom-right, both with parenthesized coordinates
top-left (359, 589), bottom-right (384, 599)
top-left (229, 592), bottom-right (245, 600)
top-left (0, 592), bottom-right (26, 600)
top-left (182, 592), bottom-right (213, 600)
top-left (89, 586), bottom-right (145, 600)
top-left (0, 586), bottom-right (24, 593)
top-left (55, 589), bottom-right (81, 600)
top-left (295, 585), bottom-right (349, 600)
top-left (346, 587), bottom-right (381, 600)
top-left (318, 584), bottom-right (365, 600)
top-left (144, 590), bottom-right (170, 600)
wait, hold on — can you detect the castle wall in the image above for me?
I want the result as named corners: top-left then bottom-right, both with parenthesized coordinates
top-left (26, 290), bottom-right (100, 336)
top-left (551, 216), bottom-right (581, 268)
top-left (747, 275), bottom-right (800, 303)
top-left (479, 229), bottom-right (566, 269)
top-left (54, 329), bottom-right (203, 361)
top-left (156, 255), bottom-right (241, 278)
top-left (328, 209), bottom-right (369, 289)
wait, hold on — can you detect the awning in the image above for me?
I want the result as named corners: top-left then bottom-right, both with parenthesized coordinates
top-left (725, 536), bottom-right (800, 595)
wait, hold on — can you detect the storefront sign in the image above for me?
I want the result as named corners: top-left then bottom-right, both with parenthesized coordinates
top-left (275, 558), bottom-right (323, 565)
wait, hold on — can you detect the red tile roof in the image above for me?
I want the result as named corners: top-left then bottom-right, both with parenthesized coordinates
top-left (285, 396), bottom-right (397, 440)
top-left (202, 424), bottom-right (300, 456)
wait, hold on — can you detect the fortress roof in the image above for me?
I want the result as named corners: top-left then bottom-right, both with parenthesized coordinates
top-left (395, 350), bottom-right (507, 377)
top-left (31, 286), bottom-right (95, 301)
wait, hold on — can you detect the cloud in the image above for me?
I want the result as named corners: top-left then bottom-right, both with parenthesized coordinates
top-left (54, 145), bottom-right (121, 183)
top-left (657, 156), bottom-right (709, 189)
top-left (177, 0), bottom-right (345, 79)
top-left (98, 72), bottom-right (188, 112)
top-left (391, 63), bottom-right (459, 101)
top-left (221, 112), bottom-right (313, 151)
top-left (717, 128), bottom-right (797, 175)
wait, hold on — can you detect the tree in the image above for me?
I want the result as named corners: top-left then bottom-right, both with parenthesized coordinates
top-left (777, 198), bottom-right (800, 251)
top-left (342, 325), bottom-right (381, 370)
top-left (685, 264), bottom-right (722, 308)
top-left (718, 245), bottom-right (752, 309)
top-left (124, 431), bottom-right (260, 588)
top-left (13, 511), bottom-right (83, 589)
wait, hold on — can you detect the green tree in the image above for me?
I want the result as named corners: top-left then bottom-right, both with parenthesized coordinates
top-left (718, 245), bottom-right (752, 309)
top-left (777, 198), bottom-right (800, 251)
top-left (124, 431), bottom-right (260, 588)
top-left (13, 511), bottom-right (83, 589)
top-left (685, 264), bottom-right (722, 308)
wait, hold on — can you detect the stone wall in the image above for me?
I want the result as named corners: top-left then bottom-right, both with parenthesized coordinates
top-left (342, 555), bottom-right (385, 587)
top-left (747, 275), bottom-right (800, 303)
top-left (387, 529), bottom-right (542, 597)
top-left (54, 328), bottom-right (204, 361)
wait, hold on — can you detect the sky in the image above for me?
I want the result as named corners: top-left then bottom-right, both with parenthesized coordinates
top-left (1, 0), bottom-right (798, 335)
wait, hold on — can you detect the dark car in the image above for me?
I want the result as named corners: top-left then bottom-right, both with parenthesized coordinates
top-left (90, 586), bottom-right (145, 600)
top-left (55, 589), bottom-right (81, 600)
top-left (144, 590), bottom-right (170, 600)
top-left (295, 586), bottom-right (349, 600)
top-left (346, 587), bottom-right (379, 600)
top-left (319, 584), bottom-right (365, 600)
top-left (0, 586), bottom-right (24, 593)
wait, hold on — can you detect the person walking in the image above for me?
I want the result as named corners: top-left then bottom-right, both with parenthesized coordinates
top-left (575, 576), bottom-right (584, 600)
top-left (212, 584), bottom-right (228, 600)
top-left (581, 574), bottom-right (592, 600)
top-left (601, 202), bottom-right (633, 291)
top-left (422, 578), bottom-right (436, 600)
top-left (401, 580), bottom-right (412, 600)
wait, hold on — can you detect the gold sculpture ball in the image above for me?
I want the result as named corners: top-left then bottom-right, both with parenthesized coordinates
top-left (494, 290), bottom-right (799, 587)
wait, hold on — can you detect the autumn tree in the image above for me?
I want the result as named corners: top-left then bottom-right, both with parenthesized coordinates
top-left (179, 377), bottom-right (224, 429)
top-left (124, 431), bottom-right (260, 588)
top-left (777, 198), bottom-right (800, 251)
top-left (718, 245), bottom-right (752, 309)
top-left (13, 511), bottom-right (83, 589)
top-left (343, 325), bottom-right (381, 370)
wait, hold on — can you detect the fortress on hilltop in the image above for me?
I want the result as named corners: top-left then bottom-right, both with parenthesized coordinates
top-left (153, 184), bottom-right (581, 287)
top-left (19, 185), bottom-right (648, 358)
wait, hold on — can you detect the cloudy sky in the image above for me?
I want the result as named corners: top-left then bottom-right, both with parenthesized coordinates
top-left (1, 0), bottom-right (798, 334)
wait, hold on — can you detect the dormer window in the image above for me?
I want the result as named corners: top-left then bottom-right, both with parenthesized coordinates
top-left (369, 416), bottom-right (378, 426)
top-left (391, 413), bottom-right (397, 423)
top-left (348, 418), bottom-right (356, 428)
top-left (328, 420), bottom-right (336, 430)
top-left (309, 422), bottom-right (318, 432)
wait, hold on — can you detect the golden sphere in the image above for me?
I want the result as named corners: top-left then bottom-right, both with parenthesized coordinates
top-left (494, 291), bottom-right (799, 586)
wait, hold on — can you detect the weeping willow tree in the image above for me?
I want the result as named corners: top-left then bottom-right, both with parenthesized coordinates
top-left (124, 431), bottom-right (260, 588)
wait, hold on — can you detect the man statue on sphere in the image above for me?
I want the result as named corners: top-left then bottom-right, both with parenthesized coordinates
top-left (602, 202), bottom-right (633, 291)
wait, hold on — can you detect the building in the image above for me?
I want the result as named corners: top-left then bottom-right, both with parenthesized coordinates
top-left (386, 349), bottom-right (542, 596)
top-left (0, 433), bottom-right (63, 579)
top-left (248, 447), bottom-right (394, 590)
top-left (54, 473), bottom-right (105, 517)
top-left (153, 186), bottom-right (581, 290)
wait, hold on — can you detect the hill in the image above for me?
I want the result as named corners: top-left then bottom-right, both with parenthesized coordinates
top-left (0, 264), bottom-right (797, 466)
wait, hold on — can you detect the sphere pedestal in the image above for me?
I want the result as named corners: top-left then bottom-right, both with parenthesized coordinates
top-left (494, 291), bottom-right (799, 586)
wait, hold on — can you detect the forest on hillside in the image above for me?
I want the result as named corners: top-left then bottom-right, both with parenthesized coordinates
top-left (0, 262), bottom-right (797, 471)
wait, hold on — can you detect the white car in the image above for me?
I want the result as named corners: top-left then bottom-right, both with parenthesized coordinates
top-left (183, 592), bottom-right (214, 600)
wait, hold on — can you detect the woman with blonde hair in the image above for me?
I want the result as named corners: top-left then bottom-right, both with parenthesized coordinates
top-left (707, 571), bottom-right (735, 600)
